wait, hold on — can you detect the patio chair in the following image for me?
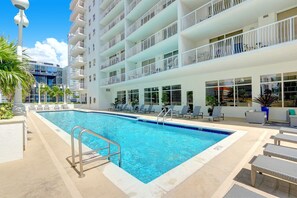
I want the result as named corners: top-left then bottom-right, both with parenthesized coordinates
top-left (37, 104), bottom-right (43, 111)
top-left (264, 144), bottom-right (297, 162)
top-left (173, 105), bottom-right (188, 117)
top-left (54, 104), bottom-right (60, 110)
top-left (286, 109), bottom-right (297, 127)
top-left (43, 104), bottom-right (50, 111)
top-left (280, 127), bottom-right (297, 135)
top-left (184, 106), bottom-right (203, 119)
top-left (273, 133), bottom-right (297, 146)
top-left (115, 104), bottom-right (123, 111)
top-left (62, 104), bottom-right (69, 109)
top-left (121, 104), bottom-right (128, 111)
top-left (205, 106), bottom-right (224, 121)
top-left (145, 105), bottom-right (154, 113)
top-left (137, 104), bottom-right (145, 113)
top-left (246, 111), bottom-right (266, 124)
top-left (28, 104), bottom-right (36, 111)
top-left (251, 155), bottom-right (297, 187)
top-left (224, 184), bottom-right (265, 198)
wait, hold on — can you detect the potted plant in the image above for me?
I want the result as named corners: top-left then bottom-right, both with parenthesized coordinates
top-left (206, 95), bottom-right (218, 116)
top-left (161, 92), bottom-right (169, 111)
top-left (253, 89), bottom-right (278, 120)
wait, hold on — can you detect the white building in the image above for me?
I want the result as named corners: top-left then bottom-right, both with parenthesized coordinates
top-left (69, 0), bottom-right (297, 121)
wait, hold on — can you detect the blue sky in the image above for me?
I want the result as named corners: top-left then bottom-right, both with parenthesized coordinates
top-left (1, 0), bottom-right (71, 48)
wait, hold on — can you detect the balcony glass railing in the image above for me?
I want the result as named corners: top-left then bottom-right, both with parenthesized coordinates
top-left (127, 55), bottom-right (178, 80)
top-left (182, 0), bottom-right (245, 30)
top-left (182, 15), bottom-right (297, 66)
top-left (102, 12), bottom-right (125, 34)
top-left (71, 82), bottom-right (87, 90)
top-left (128, 21), bottom-right (177, 57)
top-left (101, 0), bottom-right (121, 19)
top-left (102, 32), bottom-right (125, 52)
top-left (127, 0), bottom-right (176, 35)
top-left (101, 52), bottom-right (125, 69)
top-left (101, 73), bottom-right (125, 85)
top-left (70, 56), bottom-right (84, 66)
top-left (71, 41), bottom-right (84, 51)
top-left (70, 14), bottom-right (85, 31)
top-left (72, 69), bottom-right (84, 77)
top-left (127, 0), bottom-right (142, 15)
top-left (70, 1), bottom-right (85, 19)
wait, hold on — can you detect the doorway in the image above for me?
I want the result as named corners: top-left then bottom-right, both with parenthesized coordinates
top-left (186, 91), bottom-right (193, 112)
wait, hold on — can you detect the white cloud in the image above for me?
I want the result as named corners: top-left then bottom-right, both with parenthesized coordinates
top-left (25, 38), bottom-right (68, 67)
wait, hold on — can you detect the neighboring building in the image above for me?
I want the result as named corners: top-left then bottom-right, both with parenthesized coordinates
top-left (0, 91), bottom-right (7, 103)
top-left (26, 60), bottom-right (63, 103)
top-left (69, 0), bottom-right (297, 120)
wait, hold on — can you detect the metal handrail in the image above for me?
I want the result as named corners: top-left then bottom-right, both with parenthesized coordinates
top-left (70, 126), bottom-right (121, 178)
top-left (157, 108), bottom-right (166, 124)
top-left (163, 108), bottom-right (173, 123)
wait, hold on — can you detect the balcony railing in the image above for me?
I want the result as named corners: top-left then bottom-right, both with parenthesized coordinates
top-left (70, 0), bottom-right (85, 19)
top-left (182, 0), bottom-right (245, 30)
top-left (101, 52), bottom-right (125, 69)
top-left (71, 41), bottom-right (84, 51)
top-left (127, 0), bottom-right (142, 15)
top-left (127, 0), bottom-right (176, 35)
top-left (70, 56), bottom-right (85, 66)
top-left (72, 82), bottom-right (87, 90)
top-left (128, 21), bottom-right (177, 57)
top-left (100, 0), bottom-right (121, 19)
top-left (72, 69), bottom-right (84, 76)
top-left (102, 32), bottom-right (125, 52)
top-left (69, 27), bottom-right (85, 39)
top-left (127, 55), bottom-right (178, 80)
top-left (182, 15), bottom-right (297, 66)
top-left (101, 73), bottom-right (125, 85)
top-left (70, 14), bottom-right (85, 31)
top-left (102, 12), bottom-right (125, 34)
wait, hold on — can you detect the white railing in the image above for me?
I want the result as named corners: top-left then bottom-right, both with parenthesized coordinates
top-left (182, 16), bottom-right (297, 66)
top-left (70, 27), bottom-right (84, 40)
top-left (127, 55), bottom-right (178, 80)
top-left (70, 0), bottom-right (85, 19)
top-left (127, 0), bottom-right (176, 35)
top-left (102, 12), bottom-right (125, 34)
top-left (101, 0), bottom-right (121, 19)
top-left (128, 21), bottom-right (177, 57)
top-left (71, 41), bottom-right (84, 51)
top-left (102, 32), bottom-right (125, 52)
top-left (72, 82), bottom-right (87, 90)
top-left (101, 73), bottom-right (126, 85)
top-left (182, 0), bottom-right (245, 30)
top-left (70, 14), bottom-right (85, 31)
top-left (101, 52), bottom-right (125, 69)
top-left (70, 56), bottom-right (84, 66)
top-left (127, 0), bottom-right (142, 15)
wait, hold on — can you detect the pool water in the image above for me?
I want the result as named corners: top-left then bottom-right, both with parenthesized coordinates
top-left (39, 111), bottom-right (229, 183)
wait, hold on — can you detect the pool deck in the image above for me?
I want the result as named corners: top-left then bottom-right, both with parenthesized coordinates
top-left (0, 110), bottom-right (297, 198)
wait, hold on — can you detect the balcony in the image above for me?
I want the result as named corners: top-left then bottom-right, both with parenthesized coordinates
top-left (70, 0), bottom-right (78, 10)
top-left (70, 14), bottom-right (86, 33)
top-left (100, 0), bottom-right (110, 10)
top-left (71, 82), bottom-right (87, 91)
top-left (72, 69), bottom-right (84, 80)
top-left (182, 0), bottom-right (246, 31)
top-left (100, 0), bottom-right (123, 25)
top-left (101, 32), bottom-right (125, 55)
top-left (70, 56), bottom-right (85, 68)
top-left (70, 0), bottom-right (85, 21)
top-left (101, 12), bottom-right (125, 40)
top-left (101, 73), bottom-right (125, 86)
top-left (70, 41), bottom-right (85, 57)
top-left (127, 0), bottom-right (176, 36)
top-left (101, 52), bottom-right (125, 70)
top-left (69, 27), bottom-right (86, 45)
top-left (182, 15), bottom-right (297, 67)
top-left (127, 21), bottom-right (177, 60)
top-left (126, 0), bottom-right (142, 15)
top-left (127, 55), bottom-right (178, 81)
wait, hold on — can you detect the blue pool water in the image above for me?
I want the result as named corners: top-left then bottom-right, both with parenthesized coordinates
top-left (39, 111), bottom-right (230, 183)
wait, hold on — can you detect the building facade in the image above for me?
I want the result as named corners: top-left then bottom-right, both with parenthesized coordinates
top-left (26, 60), bottom-right (63, 103)
top-left (69, 0), bottom-right (297, 121)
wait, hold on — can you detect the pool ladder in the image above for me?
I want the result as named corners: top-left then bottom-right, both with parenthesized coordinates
top-left (157, 108), bottom-right (173, 124)
top-left (70, 126), bottom-right (121, 178)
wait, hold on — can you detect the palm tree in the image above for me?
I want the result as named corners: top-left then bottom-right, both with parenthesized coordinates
top-left (65, 88), bottom-right (72, 103)
top-left (50, 85), bottom-right (63, 103)
top-left (0, 37), bottom-right (34, 101)
top-left (40, 85), bottom-right (51, 103)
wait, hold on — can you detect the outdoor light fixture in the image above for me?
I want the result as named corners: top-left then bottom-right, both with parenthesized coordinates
top-left (11, 0), bottom-right (30, 10)
top-left (14, 11), bottom-right (29, 28)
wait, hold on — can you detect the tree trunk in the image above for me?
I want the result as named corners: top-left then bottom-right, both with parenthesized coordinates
top-left (56, 96), bottom-right (58, 103)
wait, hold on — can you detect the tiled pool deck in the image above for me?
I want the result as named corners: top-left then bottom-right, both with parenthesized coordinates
top-left (1, 110), bottom-right (297, 198)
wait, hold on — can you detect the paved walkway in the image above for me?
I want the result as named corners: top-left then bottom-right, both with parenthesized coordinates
top-left (0, 111), bottom-right (297, 197)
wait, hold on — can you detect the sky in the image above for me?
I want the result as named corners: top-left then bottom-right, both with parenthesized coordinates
top-left (0, 0), bottom-right (71, 67)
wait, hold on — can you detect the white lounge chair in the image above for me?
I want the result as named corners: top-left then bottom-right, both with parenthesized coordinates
top-left (204, 106), bottom-right (224, 121)
top-left (251, 155), bottom-right (297, 187)
top-left (224, 184), bottom-right (265, 198)
top-left (54, 104), bottom-right (60, 110)
top-left (173, 105), bottom-right (189, 117)
top-left (280, 127), bottom-right (297, 135)
top-left (246, 111), bottom-right (266, 124)
top-left (184, 106), bottom-right (203, 119)
top-left (44, 104), bottom-right (50, 111)
top-left (28, 104), bottom-right (36, 111)
top-left (36, 104), bottom-right (43, 111)
top-left (273, 133), bottom-right (297, 145)
top-left (264, 144), bottom-right (297, 162)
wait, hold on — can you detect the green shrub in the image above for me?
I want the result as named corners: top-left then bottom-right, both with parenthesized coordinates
top-left (0, 103), bottom-right (14, 120)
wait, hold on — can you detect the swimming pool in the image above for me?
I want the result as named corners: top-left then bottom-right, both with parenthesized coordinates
top-left (38, 110), bottom-right (230, 183)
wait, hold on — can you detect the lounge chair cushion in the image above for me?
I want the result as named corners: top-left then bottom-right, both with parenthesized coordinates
top-left (224, 184), bottom-right (265, 198)
top-left (264, 144), bottom-right (297, 162)
top-left (289, 109), bottom-right (296, 115)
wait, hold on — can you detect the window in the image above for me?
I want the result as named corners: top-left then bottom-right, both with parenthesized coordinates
top-left (89, 61), bottom-right (91, 68)
top-left (93, 74), bottom-right (96, 81)
top-left (162, 85), bottom-right (181, 105)
top-left (89, 97), bottom-right (92, 104)
top-left (89, 19), bottom-right (91, 26)
top-left (89, 33), bottom-right (91, 40)
top-left (260, 74), bottom-right (282, 107)
top-left (89, 75), bottom-right (91, 82)
top-left (144, 87), bottom-right (159, 105)
top-left (117, 91), bottom-right (126, 104)
top-left (205, 77), bottom-right (252, 107)
top-left (88, 47), bottom-right (90, 54)
top-left (93, 97), bottom-right (96, 103)
top-left (88, 5), bottom-right (91, 12)
top-left (93, 29), bottom-right (95, 36)
top-left (93, 44), bottom-right (95, 51)
top-left (164, 50), bottom-right (178, 70)
top-left (284, 72), bottom-right (297, 107)
top-left (93, 58), bottom-right (96, 67)
top-left (128, 89), bottom-right (139, 104)
top-left (93, 0), bottom-right (95, 6)
top-left (142, 58), bottom-right (155, 75)
top-left (93, 14), bottom-right (95, 21)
